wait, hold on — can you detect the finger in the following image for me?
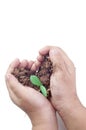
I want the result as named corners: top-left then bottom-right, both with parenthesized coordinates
top-left (6, 74), bottom-right (25, 96)
top-left (39, 46), bottom-right (75, 73)
top-left (5, 74), bottom-right (22, 107)
top-left (50, 48), bottom-right (75, 74)
top-left (50, 50), bottom-right (67, 74)
top-left (32, 46), bottom-right (51, 70)
top-left (6, 73), bottom-right (46, 107)
top-left (39, 46), bottom-right (52, 56)
top-left (6, 59), bottom-right (20, 75)
top-left (18, 60), bottom-right (35, 71)
top-left (6, 73), bottom-right (35, 108)
top-left (6, 79), bottom-right (37, 110)
top-left (38, 46), bottom-right (59, 65)
top-left (37, 54), bottom-right (44, 62)
top-left (35, 46), bottom-right (52, 68)
top-left (27, 60), bottom-right (34, 69)
top-left (6, 73), bottom-right (37, 98)
top-left (39, 46), bottom-right (64, 71)
top-left (39, 46), bottom-right (74, 67)
top-left (31, 60), bottom-right (41, 71)
top-left (19, 60), bottom-right (28, 68)
top-left (57, 47), bottom-right (74, 67)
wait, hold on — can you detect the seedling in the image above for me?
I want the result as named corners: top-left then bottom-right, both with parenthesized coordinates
top-left (30, 75), bottom-right (47, 97)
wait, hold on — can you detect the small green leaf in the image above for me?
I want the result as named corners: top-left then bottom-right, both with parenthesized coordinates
top-left (30, 75), bottom-right (42, 87)
top-left (40, 85), bottom-right (47, 97)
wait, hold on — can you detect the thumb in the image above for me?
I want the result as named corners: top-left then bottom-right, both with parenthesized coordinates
top-left (6, 73), bottom-right (27, 97)
top-left (49, 48), bottom-right (64, 72)
top-left (6, 74), bottom-right (46, 106)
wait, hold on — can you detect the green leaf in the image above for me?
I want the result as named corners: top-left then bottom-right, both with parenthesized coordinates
top-left (30, 75), bottom-right (42, 87)
top-left (40, 85), bottom-right (47, 97)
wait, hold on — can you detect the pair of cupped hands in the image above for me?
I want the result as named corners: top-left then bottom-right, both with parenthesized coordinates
top-left (5, 46), bottom-right (79, 130)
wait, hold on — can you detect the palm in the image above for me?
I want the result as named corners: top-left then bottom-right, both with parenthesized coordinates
top-left (23, 86), bottom-right (51, 111)
top-left (6, 59), bottom-right (51, 112)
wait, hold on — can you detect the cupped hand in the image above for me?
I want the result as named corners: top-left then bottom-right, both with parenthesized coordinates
top-left (38, 46), bottom-right (78, 112)
top-left (5, 59), bottom-right (58, 128)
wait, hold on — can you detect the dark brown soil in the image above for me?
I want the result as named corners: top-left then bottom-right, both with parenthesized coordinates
top-left (12, 55), bottom-right (53, 98)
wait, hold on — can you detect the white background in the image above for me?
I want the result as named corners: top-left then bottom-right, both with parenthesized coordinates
top-left (0, 0), bottom-right (86, 130)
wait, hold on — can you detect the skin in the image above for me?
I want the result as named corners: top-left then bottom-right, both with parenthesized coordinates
top-left (37, 46), bottom-right (86, 130)
top-left (5, 46), bottom-right (86, 130)
top-left (5, 59), bottom-right (58, 130)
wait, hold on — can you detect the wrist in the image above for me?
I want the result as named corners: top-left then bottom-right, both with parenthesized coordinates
top-left (27, 105), bottom-right (58, 130)
top-left (56, 95), bottom-right (83, 118)
top-left (32, 123), bottom-right (57, 130)
top-left (55, 95), bottom-right (86, 130)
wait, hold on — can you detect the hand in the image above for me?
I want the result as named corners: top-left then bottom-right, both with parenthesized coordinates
top-left (38, 46), bottom-right (80, 112)
top-left (5, 59), bottom-right (58, 130)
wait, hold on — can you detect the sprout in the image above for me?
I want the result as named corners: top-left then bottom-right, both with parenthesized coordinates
top-left (30, 75), bottom-right (47, 97)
